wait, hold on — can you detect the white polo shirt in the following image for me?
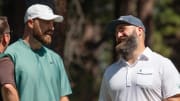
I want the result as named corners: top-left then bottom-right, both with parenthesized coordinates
top-left (99, 47), bottom-right (180, 101)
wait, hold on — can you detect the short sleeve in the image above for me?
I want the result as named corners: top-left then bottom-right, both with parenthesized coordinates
top-left (98, 75), bottom-right (111, 101)
top-left (0, 57), bottom-right (15, 86)
top-left (58, 57), bottom-right (72, 96)
top-left (161, 59), bottom-right (180, 98)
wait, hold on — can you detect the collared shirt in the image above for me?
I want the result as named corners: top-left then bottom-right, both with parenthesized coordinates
top-left (99, 47), bottom-right (180, 101)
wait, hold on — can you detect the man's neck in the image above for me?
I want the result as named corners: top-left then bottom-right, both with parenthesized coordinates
top-left (23, 35), bottom-right (42, 50)
top-left (126, 47), bottom-right (145, 65)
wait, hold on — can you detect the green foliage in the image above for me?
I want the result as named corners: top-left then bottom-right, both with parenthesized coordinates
top-left (151, 31), bottom-right (172, 57)
top-left (152, 0), bottom-right (180, 57)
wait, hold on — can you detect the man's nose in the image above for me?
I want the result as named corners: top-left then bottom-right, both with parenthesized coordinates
top-left (49, 22), bottom-right (55, 31)
top-left (51, 26), bottom-right (54, 31)
top-left (116, 31), bottom-right (124, 38)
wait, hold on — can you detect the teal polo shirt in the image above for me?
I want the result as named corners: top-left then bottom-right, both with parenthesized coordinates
top-left (5, 39), bottom-right (72, 101)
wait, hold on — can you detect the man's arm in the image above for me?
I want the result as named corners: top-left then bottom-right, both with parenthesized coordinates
top-left (60, 96), bottom-right (69, 101)
top-left (1, 84), bottom-right (19, 101)
top-left (163, 94), bottom-right (180, 101)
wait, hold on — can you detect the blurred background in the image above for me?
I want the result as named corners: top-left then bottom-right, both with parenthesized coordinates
top-left (0, 0), bottom-right (179, 100)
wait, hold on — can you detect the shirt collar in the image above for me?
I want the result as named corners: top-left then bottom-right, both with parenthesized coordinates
top-left (118, 47), bottom-right (153, 64)
top-left (139, 47), bottom-right (152, 60)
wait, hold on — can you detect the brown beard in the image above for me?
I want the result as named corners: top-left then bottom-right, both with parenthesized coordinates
top-left (33, 29), bottom-right (53, 45)
top-left (115, 31), bottom-right (138, 60)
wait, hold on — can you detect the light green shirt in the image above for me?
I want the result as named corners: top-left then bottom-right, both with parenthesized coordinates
top-left (5, 39), bottom-right (72, 101)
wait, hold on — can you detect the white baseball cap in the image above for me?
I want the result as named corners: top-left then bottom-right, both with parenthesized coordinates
top-left (24, 4), bottom-right (64, 23)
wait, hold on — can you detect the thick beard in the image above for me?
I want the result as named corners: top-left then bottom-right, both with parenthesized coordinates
top-left (33, 30), bottom-right (52, 45)
top-left (115, 32), bottom-right (138, 60)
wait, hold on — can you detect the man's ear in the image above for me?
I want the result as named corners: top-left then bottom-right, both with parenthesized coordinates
top-left (2, 33), bottom-right (10, 47)
top-left (27, 19), bottom-right (34, 29)
top-left (136, 27), bottom-right (144, 37)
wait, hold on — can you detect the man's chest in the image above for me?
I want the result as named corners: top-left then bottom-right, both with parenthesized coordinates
top-left (107, 64), bottom-right (162, 92)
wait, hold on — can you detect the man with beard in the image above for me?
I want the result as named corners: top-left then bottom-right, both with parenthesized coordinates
top-left (98, 15), bottom-right (180, 101)
top-left (5, 4), bottom-right (72, 101)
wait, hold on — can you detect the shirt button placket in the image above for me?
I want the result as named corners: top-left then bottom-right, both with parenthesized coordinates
top-left (126, 66), bottom-right (132, 87)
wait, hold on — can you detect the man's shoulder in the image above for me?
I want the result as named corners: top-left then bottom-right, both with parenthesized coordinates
top-left (6, 39), bottom-right (22, 50)
top-left (0, 53), bottom-right (8, 58)
top-left (148, 50), bottom-right (176, 70)
top-left (150, 51), bottom-right (171, 62)
top-left (5, 39), bottom-right (24, 60)
top-left (103, 61), bottom-right (120, 77)
top-left (0, 56), bottom-right (12, 63)
top-left (0, 55), bottom-right (11, 61)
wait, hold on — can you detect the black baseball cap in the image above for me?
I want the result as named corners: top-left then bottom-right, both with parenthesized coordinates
top-left (107, 15), bottom-right (145, 33)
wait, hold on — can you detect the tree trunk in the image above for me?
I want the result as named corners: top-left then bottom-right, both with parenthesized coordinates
top-left (137, 0), bottom-right (154, 46)
top-left (51, 0), bottom-right (67, 57)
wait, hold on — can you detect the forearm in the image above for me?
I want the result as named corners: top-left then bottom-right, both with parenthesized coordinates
top-left (163, 94), bottom-right (180, 101)
top-left (165, 98), bottom-right (180, 101)
top-left (60, 96), bottom-right (69, 101)
top-left (1, 84), bottom-right (19, 101)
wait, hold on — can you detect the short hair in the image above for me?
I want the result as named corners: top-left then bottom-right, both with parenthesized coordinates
top-left (0, 16), bottom-right (10, 35)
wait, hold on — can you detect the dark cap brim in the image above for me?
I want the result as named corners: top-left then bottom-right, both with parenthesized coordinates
top-left (106, 20), bottom-right (131, 34)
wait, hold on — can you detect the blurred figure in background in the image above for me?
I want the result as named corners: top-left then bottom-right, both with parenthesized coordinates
top-left (0, 16), bottom-right (19, 101)
top-left (99, 15), bottom-right (180, 101)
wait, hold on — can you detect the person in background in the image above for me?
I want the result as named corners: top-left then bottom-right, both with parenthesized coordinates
top-left (98, 15), bottom-right (180, 101)
top-left (5, 4), bottom-right (72, 101)
top-left (0, 16), bottom-right (19, 101)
